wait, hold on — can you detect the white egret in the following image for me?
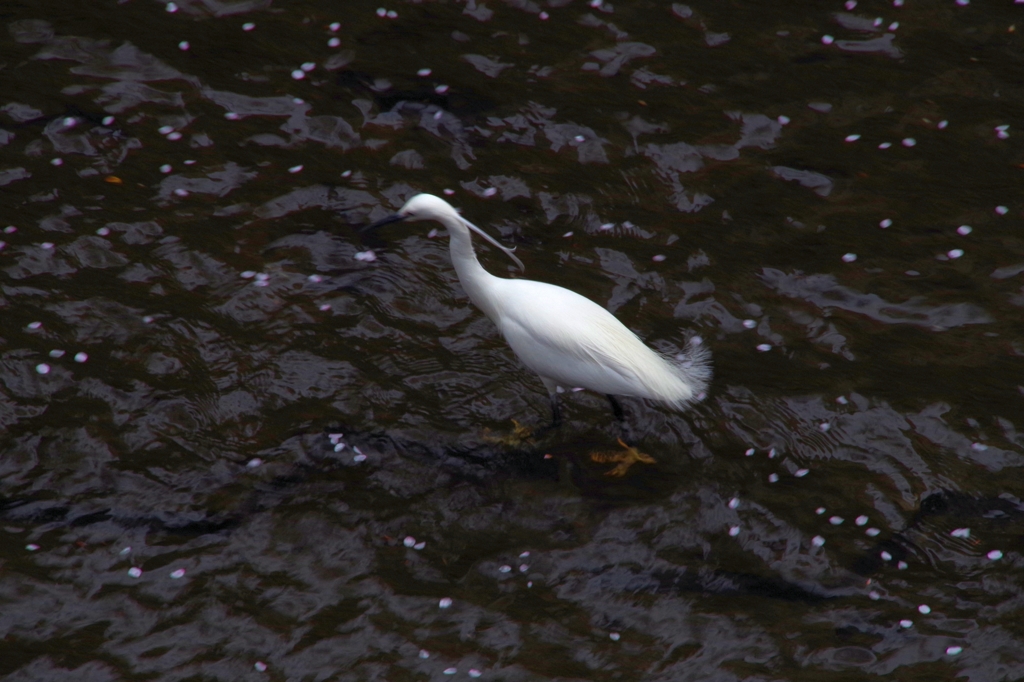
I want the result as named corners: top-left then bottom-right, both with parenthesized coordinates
top-left (366, 193), bottom-right (711, 426)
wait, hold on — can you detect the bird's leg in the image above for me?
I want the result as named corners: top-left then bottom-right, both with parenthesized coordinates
top-left (539, 377), bottom-right (563, 430)
top-left (481, 418), bottom-right (535, 446)
top-left (589, 438), bottom-right (656, 477)
top-left (529, 394), bottom-right (563, 440)
top-left (548, 393), bottom-right (563, 428)
top-left (606, 395), bottom-right (625, 422)
top-left (606, 394), bottom-right (636, 443)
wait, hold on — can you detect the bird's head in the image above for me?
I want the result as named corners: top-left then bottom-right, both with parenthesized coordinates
top-left (395, 193), bottom-right (458, 223)
top-left (363, 193), bottom-right (524, 271)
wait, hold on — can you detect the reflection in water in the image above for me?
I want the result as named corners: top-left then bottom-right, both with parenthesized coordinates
top-left (761, 268), bottom-right (993, 330)
top-left (1, 1), bottom-right (1023, 680)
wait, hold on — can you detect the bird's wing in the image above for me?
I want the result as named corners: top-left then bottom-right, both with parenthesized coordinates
top-left (494, 279), bottom-right (651, 383)
top-left (486, 278), bottom-right (708, 406)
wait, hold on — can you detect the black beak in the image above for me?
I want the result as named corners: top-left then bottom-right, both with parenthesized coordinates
top-left (361, 213), bottom-right (406, 233)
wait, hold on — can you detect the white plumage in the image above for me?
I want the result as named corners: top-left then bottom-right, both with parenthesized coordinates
top-left (368, 193), bottom-right (711, 423)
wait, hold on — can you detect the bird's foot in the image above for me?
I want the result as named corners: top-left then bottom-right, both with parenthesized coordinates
top-left (589, 438), bottom-right (656, 477)
top-left (483, 419), bottom-right (535, 447)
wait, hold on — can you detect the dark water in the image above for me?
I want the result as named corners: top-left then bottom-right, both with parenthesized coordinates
top-left (2, 0), bottom-right (1024, 679)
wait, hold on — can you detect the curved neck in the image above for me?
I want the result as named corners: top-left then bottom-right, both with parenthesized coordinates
top-left (446, 220), bottom-right (502, 322)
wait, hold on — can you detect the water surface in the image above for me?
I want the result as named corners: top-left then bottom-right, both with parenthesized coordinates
top-left (2, 1), bottom-right (1024, 680)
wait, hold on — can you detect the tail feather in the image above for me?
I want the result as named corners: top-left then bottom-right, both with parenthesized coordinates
top-left (610, 336), bottom-right (711, 410)
top-left (665, 338), bottom-right (711, 409)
